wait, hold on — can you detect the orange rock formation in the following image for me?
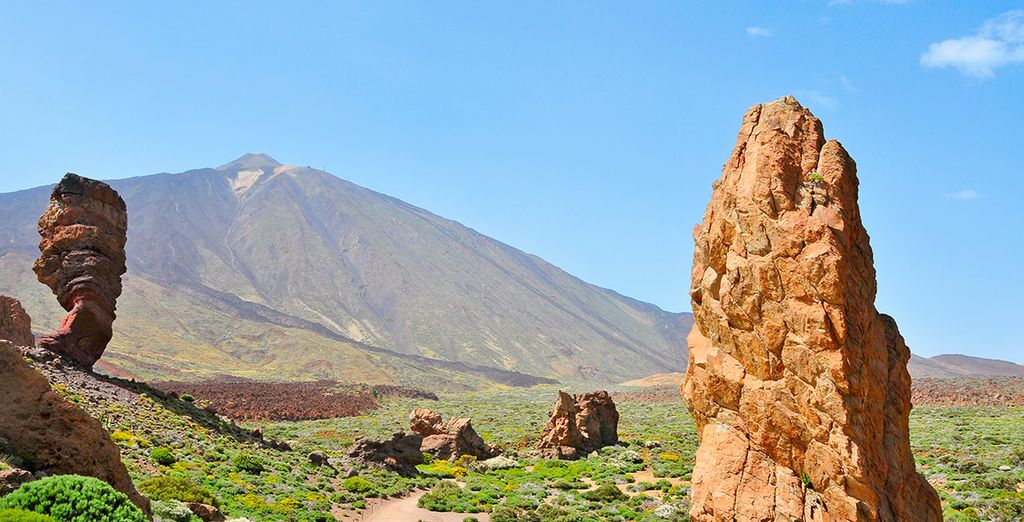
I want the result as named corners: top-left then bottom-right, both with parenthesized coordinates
top-left (681, 96), bottom-right (941, 521)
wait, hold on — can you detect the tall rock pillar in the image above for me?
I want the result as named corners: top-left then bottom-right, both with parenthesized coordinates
top-left (681, 96), bottom-right (941, 521)
top-left (33, 173), bottom-right (127, 369)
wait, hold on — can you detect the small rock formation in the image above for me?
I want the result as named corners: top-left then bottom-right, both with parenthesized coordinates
top-left (0, 295), bottom-right (34, 347)
top-left (537, 391), bottom-right (619, 460)
top-left (187, 502), bottom-right (226, 522)
top-left (346, 432), bottom-right (424, 476)
top-left (33, 173), bottom-right (127, 369)
top-left (409, 409), bottom-right (499, 461)
top-left (681, 96), bottom-right (941, 521)
top-left (308, 451), bottom-right (329, 467)
top-left (0, 468), bottom-right (34, 495)
top-left (0, 340), bottom-right (149, 513)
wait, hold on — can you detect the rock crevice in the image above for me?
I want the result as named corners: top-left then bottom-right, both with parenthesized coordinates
top-left (681, 96), bottom-right (941, 521)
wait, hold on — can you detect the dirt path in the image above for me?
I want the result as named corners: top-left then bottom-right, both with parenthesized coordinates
top-left (354, 490), bottom-right (491, 522)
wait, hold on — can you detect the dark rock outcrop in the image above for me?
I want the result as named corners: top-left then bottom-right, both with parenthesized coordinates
top-left (0, 468), bottom-right (34, 495)
top-left (0, 340), bottom-right (149, 513)
top-left (346, 432), bottom-right (424, 476)
top-left (681, 96), bottom-right (941, 521)
top-left (33, 173), bottom-right (127, 369)
top-left (537, 391), bottom-right (619, 459)
top-left (0, 295), bottom-right (34, 347)
top-left (409, 409), bottom-right (499, 461)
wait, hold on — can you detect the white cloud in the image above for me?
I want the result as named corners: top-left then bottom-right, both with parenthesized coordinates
top-left (746, 26), bottom-right (773, 38)
top-left (839, 75), bottom-right (859, 92)
top-left (946, 189), bottom-right (980, 200)
top-left (794, 90), bottom-right (839, 111)
top-left (921, 10), bottom-right (1024, 78)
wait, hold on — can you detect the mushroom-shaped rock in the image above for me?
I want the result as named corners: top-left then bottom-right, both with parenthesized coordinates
top-left (33, 173), bottom-right (127, 369)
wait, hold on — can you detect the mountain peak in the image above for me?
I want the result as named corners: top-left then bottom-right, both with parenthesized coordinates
top-left (216, 153), bottom-right (282, 172)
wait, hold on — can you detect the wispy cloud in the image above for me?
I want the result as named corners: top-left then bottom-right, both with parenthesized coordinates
top-left (839, 75), bottom-right (859, 93)
top-left (946, 189), bottom-right (981, 200)
top-left (745, 26), bottom-right (773, 38)
top-left (794, 90), bottom-right (839, 111)
top-left (921, 10), bottom-right (1024, 78)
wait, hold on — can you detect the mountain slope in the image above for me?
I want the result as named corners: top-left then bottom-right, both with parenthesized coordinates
top-left (913, 354), bottom-right (1024, 378)
top-left (0, 154), bottom-right (691, 384)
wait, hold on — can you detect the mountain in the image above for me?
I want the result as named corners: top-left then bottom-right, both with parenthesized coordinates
top-left (0, 154), bottom-right (692, 386)
top-left (907, 354), bottom-right (1024, 379)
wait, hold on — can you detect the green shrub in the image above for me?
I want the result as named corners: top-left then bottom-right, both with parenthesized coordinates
top-left (179, 393), bottom-right (195, 403)
top-left (0, 509), bottom-right (57, 522)
top-left (0, 475), bottom-right (146, 522)
top-left (581, 483), bottom-right (626, 502)
top-left (343, 476), bottom-right (373, 493)
top-left (232, 453), bottom-right (265, 474)
top-left (150, 499), bottom-right (199, 522)
top-left (150, 447), bottom-right (177, 466)
top-left (138, 475), bottom-right (218, 506)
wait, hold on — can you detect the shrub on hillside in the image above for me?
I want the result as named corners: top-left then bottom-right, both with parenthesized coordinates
top-left (138, 475), bottom-right (218, 506)
top-left (150, 499), bottom-right (199, 522)
top-left (581, 483), bottom-right (626, 502)
top-left (231, 453), bottom-right (265, 474)
top-left (342, 476), bottom-right (372, 493)
top-left (150, 447), bottom-right (177, 466)
top-left (0, 475), bottom-right (146, 522)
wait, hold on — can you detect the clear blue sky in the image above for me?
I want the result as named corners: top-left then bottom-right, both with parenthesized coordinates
top-left (1, 2), bottom-right (1021, 362)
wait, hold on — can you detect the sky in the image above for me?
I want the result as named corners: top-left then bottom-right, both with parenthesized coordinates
top-left (1, 1), bottom-right (1021, 362)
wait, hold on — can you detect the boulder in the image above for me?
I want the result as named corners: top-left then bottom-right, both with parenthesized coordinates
top-left (308, 451), bottom-right (329, 467)
top-left (0, 340), bottom-right (149, 513)
top-left (187, 502), bottom-right (226, 522)
top-left (537, 390), bottom-right (618, 459)
top-left (0, 295), bottom-right (33, 347)
top-left (0, 468), bottom-right (34, 495)
top-left (681, 96), bottom-right (941, 521)
top-left (33, 173), bottom-right (127, 369)
top-left (346, 431), bottom-right (424, 476)
top-left (409, 409), bottom-right (499, 461)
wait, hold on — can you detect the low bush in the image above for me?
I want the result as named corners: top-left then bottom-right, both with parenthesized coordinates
top-left (0, 475), bottom-right (147, 522)
top-left (0, 509), bottom-right (57, 522)
top-left (150, 499), bottom-right (199, 522)
top-left (150, 447), bottom-right (177, 466)
top-left (342, 476), bottom-right (373, 493)
top-left (138, 475), bottom-right (218, 506)
top-left (232, 453), bottom-right (265, 474)
top-left (581, 483), bottom-right (626, 502)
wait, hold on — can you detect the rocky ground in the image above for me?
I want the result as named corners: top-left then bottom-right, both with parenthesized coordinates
top-left (910, 377), bottom-right (1024, 407)
top-left (153, 380), bottom-right (439, 421)
top-left (612, 377), bottom-right (1024, 408)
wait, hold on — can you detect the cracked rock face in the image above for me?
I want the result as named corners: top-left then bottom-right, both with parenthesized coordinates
top-left (0, 340), bottom-right (149, 513)
top-left (681, 96), bottom-right (941, 521)
top-left (0, 295), bottom-right (33, 347)
top-left (33, 173), bottom-right (127, 369)
top-left (409, 408), bottom-right (500, 461)
top-left (537, 390), bottom-right (619, 459)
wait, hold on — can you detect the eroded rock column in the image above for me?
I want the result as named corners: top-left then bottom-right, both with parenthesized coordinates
top-left (681, 96), bottom-right (941, 521)
top-left (33, 173), bottom-right (127, 369)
